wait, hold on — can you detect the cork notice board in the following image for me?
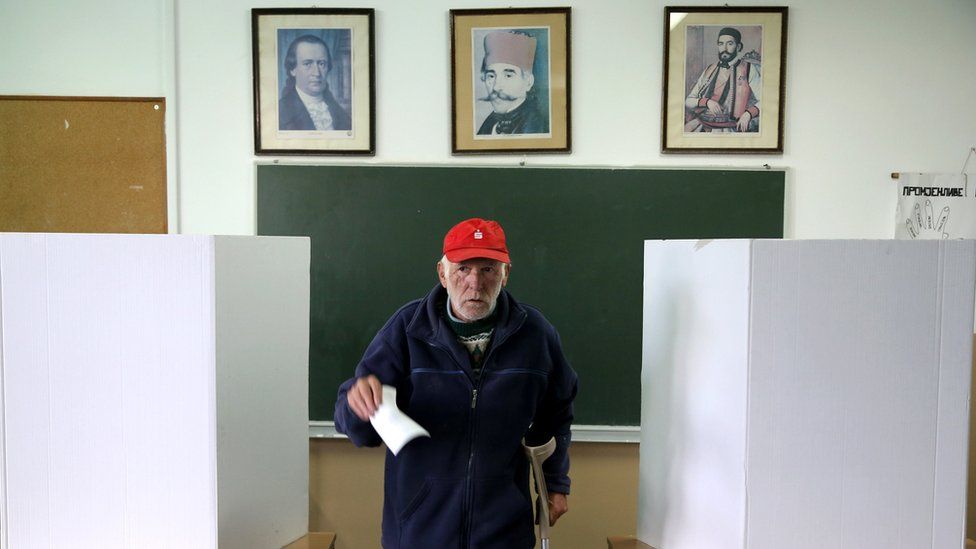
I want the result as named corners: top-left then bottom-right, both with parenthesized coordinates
top-left (0, 96), bottom-right (167, 233)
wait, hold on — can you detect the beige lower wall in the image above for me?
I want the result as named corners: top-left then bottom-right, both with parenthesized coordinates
top-left (309, 438), bottom-right (639, 549)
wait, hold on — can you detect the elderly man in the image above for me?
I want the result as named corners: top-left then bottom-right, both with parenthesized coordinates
top-left (335, 218), bottom-right (578, 548)
top-left (684, 26), bottom-right (761, 133)
top-left (278, 34), bottom-right (351, 131)
top-left (477, 31), bottom-right (548, 135)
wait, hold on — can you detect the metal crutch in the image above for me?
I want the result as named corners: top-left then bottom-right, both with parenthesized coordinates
top-left (523, 436), bottom-right (557, 549)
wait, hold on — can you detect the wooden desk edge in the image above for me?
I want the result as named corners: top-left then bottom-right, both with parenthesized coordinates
top-left (607, 535), bottom-right (656, 549)
top-left (281, 532), bottom-right (336, 549)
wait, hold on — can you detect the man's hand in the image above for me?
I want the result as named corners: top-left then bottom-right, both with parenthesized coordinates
top-left (346, 374), bottom-right (383, 421)
top-left (736, 111), bottom-right (752, 132)
top-left (706, 99), bottom-right (722, 115)
top-left (548, 492), bottom-right (568, 526)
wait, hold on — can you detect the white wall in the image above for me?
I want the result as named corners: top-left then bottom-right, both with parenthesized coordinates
top-left (3, 0), bottom-right (975, 237)
top-left (0, 0), bottom-right (168, 96)
top-left (173, 0), bottom-right (976, 238)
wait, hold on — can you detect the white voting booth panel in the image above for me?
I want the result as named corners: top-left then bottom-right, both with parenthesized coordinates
top-left (0, 234), bottom-right (310, 549)
top-left (640, 239), bottom-right (976, 549)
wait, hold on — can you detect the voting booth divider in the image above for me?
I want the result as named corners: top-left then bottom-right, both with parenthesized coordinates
top-left (0, 234), bottom-right (310, 549)
top-left (640, 239), bottom-right (976, 549)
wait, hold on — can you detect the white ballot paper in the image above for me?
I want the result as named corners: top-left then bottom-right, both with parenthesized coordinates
top-left (369, 385), bottom-right (430, 455)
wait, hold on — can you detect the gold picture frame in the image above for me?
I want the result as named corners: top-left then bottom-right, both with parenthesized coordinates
top-left (450, 8), bottom-right (571, 154)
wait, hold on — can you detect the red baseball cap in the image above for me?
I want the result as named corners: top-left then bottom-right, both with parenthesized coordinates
top-left (442, 218), bottom-right (511, 264)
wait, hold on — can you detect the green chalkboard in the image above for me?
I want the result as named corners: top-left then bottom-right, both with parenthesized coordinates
top-left (257, 165), bottom-right (784, 425)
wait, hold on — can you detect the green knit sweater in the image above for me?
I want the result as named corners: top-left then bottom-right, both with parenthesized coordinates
top-left (443, 304), bottom-right (497, 380)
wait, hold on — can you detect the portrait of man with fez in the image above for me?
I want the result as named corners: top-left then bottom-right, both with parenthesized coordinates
top-left (473, 29), bottom-right (550, 137)
top-left (277, 30), bottom-right (352, 132)
top-left (684, 25), bottom-right (762, 134)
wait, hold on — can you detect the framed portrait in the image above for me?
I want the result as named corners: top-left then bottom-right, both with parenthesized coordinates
top-left (662, 6), bottom-right (788, 154)
top-left (450, 8), bottom-right (571, 154)
top-left (251, 8), bottom-right (375, 155)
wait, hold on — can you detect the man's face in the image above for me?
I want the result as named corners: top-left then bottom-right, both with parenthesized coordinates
top-left (482, 62), bottom-right (534, 113)
top-left (291, 42), bottom-right (329, 96)
top-left (717, 34), bottom-right (741, 63)
top-left (437, 258), bottom-right (509, 322)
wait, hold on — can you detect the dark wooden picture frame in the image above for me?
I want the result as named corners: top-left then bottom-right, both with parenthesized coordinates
top-left (450, 7), bottom-right (571, 154)
top-left (252, 8), bottom-right (375, 155)
top-left (662, 6), bottom-right (788, 154)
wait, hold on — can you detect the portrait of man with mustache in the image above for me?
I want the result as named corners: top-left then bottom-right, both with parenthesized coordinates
top-left (684, 26), bottom-right (762, 133)
top-left (473, 30), bottom-right (549, 136)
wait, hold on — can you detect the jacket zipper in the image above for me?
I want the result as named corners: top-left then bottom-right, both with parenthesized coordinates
top-left (462, 311), bottom-right (526, 548)
top-left (461, 386), bottom-right (479, 549)
top-left (426, 310), bottom-right (526, 548)
top-left (426, 339), bottom-right (476, 548)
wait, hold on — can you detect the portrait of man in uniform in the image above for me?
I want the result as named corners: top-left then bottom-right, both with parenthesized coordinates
top-left (683, 25), bottom-right (762, 134)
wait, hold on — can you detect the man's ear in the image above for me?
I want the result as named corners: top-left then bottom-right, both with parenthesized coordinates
top-left (502, 263), bottom-right (511, 287)
top-left (436, 260), bottom-right (448, 288)
top-left (525, 72), bottom-right (535, 92)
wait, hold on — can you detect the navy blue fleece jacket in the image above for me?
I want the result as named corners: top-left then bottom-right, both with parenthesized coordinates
top-left (335, 285), bottom-right (578, 548)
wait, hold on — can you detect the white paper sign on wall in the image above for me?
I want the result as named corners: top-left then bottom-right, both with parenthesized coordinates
top-left (895, 173), bottom-right (976, 239)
